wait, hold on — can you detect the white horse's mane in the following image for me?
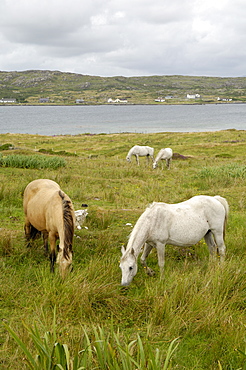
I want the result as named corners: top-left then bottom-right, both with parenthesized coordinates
top-left (123, 204), bottom-right (155, 257)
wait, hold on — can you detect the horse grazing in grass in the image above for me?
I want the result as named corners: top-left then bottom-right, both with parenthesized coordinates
top-left (23, 179), bottom-right (75, 278)
top-left (153, 148), bottom-right (173, 169)
top-left (126, 145), bottom-right (154, 166)
top-left (120, 195), bottom-right (229, 286)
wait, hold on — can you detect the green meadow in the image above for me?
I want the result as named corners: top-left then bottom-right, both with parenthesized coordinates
top-left (0, 130), bottom-right (246, 369)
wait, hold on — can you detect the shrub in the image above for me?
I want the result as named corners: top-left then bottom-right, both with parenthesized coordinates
top-left (0, 154), bottom-right (66, 169)
top-left (0, 143), bottom-right (14, 150)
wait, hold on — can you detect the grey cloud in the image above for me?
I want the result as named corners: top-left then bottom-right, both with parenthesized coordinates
top-left (0, 0), bottom-right (246, 77)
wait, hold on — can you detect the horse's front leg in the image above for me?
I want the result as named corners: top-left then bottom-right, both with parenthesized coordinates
top-left (156, 242), bottom-right (166, 279)
top-left (42, 231), bottom-right (49, 255)
top-left (49, 233), bottom-right (57, 273)
top-left (140, 243), bottom-right (155, 276)
top-left (135, 154), bottom-right (140, 166)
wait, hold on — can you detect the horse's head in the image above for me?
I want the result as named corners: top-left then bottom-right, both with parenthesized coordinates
top-left (153, 161), bottom-right (157, 169)
top-left (57, 246), bottom-right (73, 278)
top-left (126, 155), bottom-right (131, 163)
top-left (119, 246), bottom-right (138, 286)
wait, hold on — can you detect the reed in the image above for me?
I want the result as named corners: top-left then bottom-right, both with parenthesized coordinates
top-left (4, 308), bottom-right (179, 370)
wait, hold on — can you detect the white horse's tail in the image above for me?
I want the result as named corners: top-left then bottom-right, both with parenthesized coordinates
top-left (214, 195), bottom-right (229, 238)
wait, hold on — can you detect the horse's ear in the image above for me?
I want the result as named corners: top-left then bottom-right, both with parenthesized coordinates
top-left (121, 245), bottom-right (126, 255)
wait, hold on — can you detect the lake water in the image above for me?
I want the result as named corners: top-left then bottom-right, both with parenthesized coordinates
top-left (0, 104), bottom-right (246, 135)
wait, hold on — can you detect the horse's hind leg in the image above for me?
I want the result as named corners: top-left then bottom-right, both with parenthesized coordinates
top-left (167, 158), bottom-right (171, 169)
top-left (204, 230), bottom-right (217, 260)
top-left (140, 243), bottom-right (155, 276)
top-left (24, 220), bottom-right (39, 247)
top-left (212, 231), bottom-right (226, 262)
top-left (24, 218), bottom-right (32, 241)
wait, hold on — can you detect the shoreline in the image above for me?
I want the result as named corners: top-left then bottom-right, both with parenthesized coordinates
top-left (1, 101), bottom-right (246, 107)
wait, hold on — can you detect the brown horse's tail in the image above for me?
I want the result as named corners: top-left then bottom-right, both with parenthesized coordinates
top-left (59, 190), bottom-right (75, 259)
top-left (214, 195), bottom-right (229, 239)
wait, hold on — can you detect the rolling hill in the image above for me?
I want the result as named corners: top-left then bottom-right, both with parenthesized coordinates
top-left (1, 70), bottom-right (246, 104)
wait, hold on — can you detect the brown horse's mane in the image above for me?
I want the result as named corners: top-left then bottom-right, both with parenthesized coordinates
top-left (59, 190), bottom-right (74, 260)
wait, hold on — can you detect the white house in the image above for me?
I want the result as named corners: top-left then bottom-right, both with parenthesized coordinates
top-left (217, 97), bottom-right (232, 102)
top-left (155, 97), bottom-right (165, 102)
top-left (187, 94), bottom-right (201, 99)
top-left (108, 98), bottom-right (127, 103)
top-left (0, 98), bottom-right (16, 103)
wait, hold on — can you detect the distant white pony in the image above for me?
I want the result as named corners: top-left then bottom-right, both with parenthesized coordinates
top-left (120, 195), bottom-right (229, 286)
top-left (153, 148), bottom-right (173, 169)
top-left (126, 145), bottom-right (154, 166)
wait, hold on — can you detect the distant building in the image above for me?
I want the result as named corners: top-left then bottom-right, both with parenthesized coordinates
top-left (186, 94), bottom-right (201, 99)
top-left (155, 97), bottom-right (165, 102)
top-left (217, 97), bottom-right (232, 102)
top-left (108, 98), bottom-right (127, 103)
top-left (39, 98), bottom-right (50, 103)
top-left (0, 98), bottom-right (16, 103)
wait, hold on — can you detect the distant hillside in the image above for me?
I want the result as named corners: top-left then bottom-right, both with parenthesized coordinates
top-left (0, 70), bottom-right (246, 104)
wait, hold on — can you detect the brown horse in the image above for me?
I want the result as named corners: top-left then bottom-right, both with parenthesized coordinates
top-left (23, 179), bottom-right (75, 278)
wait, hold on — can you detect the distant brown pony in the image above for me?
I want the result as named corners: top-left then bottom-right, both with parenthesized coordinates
top-left (23, 179), bottom-right (75, 278)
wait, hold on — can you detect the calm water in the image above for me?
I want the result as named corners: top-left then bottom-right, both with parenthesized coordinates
top-left (0, 104), bottom-right (246, 135)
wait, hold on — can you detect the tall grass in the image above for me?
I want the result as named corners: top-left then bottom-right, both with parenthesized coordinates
top-left (4, 311), bottom-right (179, 370)
top-left (0, 153), bottom-right (66, 169)
top-left (198, 163), bottom-right (246, 178)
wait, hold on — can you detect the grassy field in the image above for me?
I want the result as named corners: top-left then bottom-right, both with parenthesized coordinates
top-left (0, 130), bottom-right (246, 369)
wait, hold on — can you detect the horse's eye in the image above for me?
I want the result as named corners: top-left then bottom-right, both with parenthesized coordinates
top-left (129, 266), bottom-right (133, 271)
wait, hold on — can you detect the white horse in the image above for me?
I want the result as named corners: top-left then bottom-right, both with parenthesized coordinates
top-left (120, 195), bottom-right (229, 286)
top-left (126, 145), bottom-right (154, 166)
top-left (153, 148), bottom-right (173, 169)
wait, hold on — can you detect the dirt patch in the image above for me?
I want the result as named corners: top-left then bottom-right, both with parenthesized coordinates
top-left (173, 152), bottom-right (194, 160)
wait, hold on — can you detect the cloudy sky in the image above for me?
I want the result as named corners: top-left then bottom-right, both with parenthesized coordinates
top-left (0, 0), bottom-right (246, 77)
